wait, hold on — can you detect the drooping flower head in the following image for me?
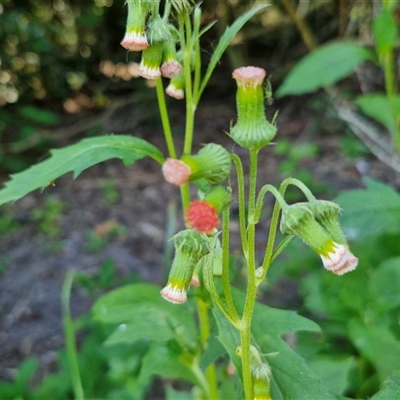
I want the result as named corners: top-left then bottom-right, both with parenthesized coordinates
top-left (120, 0), bottom-right (158, 51)
top-left (162, 158), bottom-right (192, 186)
top-left (160, 230), bottom-right (208, 304)
top-left (230, 66), bottom-right (276, 150)
top-left (280, 203), bottom-right (358, 275)
top-left (161, 40), bottom-right (182, 78)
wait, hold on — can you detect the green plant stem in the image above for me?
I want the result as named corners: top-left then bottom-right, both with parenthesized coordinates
top-left (61, 271), bottom-right (84, 400)
top-left (231, 154), bottom-right (248, 253)
top-left (240, 149), bottom-right (259, 400)
top-left (180, 13), bottom-right (196, 156)
top-left (155, 78), bottom-right (176, 159)
top-left (197, 298), bottom-right (219, 400)
top-left (222, 207), bottom-right (239, 323)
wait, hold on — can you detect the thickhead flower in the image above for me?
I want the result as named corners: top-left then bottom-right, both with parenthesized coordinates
top-left (160, 230), bottom-right (208, 304)
top-left (120, 0), bottom-right (158, 52)
top-left (252, 363), bottom-right (272, 400)
top-left (138, 42), bottom-right (164, 79)
top-left (186, 200), bottom-right (219, 234)
top-left (166, 72), bottom-right (185, 99)
top-left (162, 144), bottom-right (231, 186)
top-left (280, 203), bottom-right (358, 275)
top-left (161, 41), bottom-right (182, 78)
top-left (230, 66), bottom-right (276, 150)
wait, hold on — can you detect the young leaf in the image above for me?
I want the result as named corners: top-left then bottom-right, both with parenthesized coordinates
top-left (335, 178), bottom-right (400, 239)
top-left (0, 135), bottom-right (165, 206)
top-left (276, 42), bottom-right (374, 97)
top-left (198, 3), bottom-right (269, 98)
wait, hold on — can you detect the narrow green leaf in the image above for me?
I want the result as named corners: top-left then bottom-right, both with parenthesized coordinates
top-left (370, 371), bottom-right (400, 400)
top-left (0, 135), bottom-right (164, 206)
top-left (199, 3), bottom-right (269, 97)
top-left (355, 94), bottom-right (400, 134)
top-left (276, 42), bottom-right (374, 97)
top-left (373, 8), bottom-right (398, 56)
top-left (335, 178), bottom-right (400, 239)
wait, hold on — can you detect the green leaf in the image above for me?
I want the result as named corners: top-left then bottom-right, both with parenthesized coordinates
top-left (373, 8), bottom-right (398, 56)
top-left (0, 135), bottom-right (164, 206)
top-left (335, 178), bottom-right (400, 239)
top-left (307, 356), bottom-right (355, 396)
top-left (213, 289), bottom-right (334, 400)
top-left (276, 42), bottom-right (374, 97)
top-left (370, 371), bottom-right (400, 400)
top-left (139, 342), bottom-right (201, 386)
top-left (102, 303), bottom-right (175, 346)
top-left (199, 3), bottom-right (269, 97)
top-left (368, 256), bottom-right (400, 312)
top-left (166, 385), bottom-right (195, 400)
top-left (348, 319), bottom-right (400, 383)
top-left (92, 283), bottom-right (197, 348)
top-left (355, 94), bottom-right (400, 134)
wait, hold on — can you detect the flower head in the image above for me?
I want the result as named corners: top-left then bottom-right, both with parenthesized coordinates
top-left (186, 200), bottom-right (219, 234)
top-left (166, 72), bottom-right (185, 99)
top-left (120, 31), bottom-right (148, 52)
top-left (138, 42), bottom-right (164, 79)
top-left (230, 66), bottom-right (276, 150)
top-left (280, 203), bottom-right (358, 275)
top-left (160, 230), bottom-right (209, 304)
top-left (161, 41), bottom-right (182, 78)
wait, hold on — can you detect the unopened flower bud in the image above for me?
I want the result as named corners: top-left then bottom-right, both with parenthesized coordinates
top-left (201, 185), bottom-right (232, 214)
top-left (280, 203), bottom-right (357, 275)
top-left (186, 200), bottom-right (219, 234)
top-left (160, 230), bottom-right (208, 304)
top-left (166, 71), bottom-right (185, 99)
top-left (161, 41), bottom-right (182, 78)
top-left (120, 0), bottom-right (156, 51)
top-left (252, 363), bottom-right (272, 400)
top-left (139, 41), bottom-right (164, 79)
top-left (230, 66), bottom-right (276, 150)
top-left (181, 144), bottom-right (231, 184)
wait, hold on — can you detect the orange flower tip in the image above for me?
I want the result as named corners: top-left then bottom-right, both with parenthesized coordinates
top-left (321, 243), bottom-right (358, 275)
top-left (166, 84), bottom-right (184, 99)
top-left (190, 274), bottom-right (200, 287)
top-left (138, 64), bottom-right (161, 80)
top-left (161, 61), bottom-right (182, 78)
top-left (160, 284), bottom-right (187, 304)
top-left (162, 158), bottom-right (191, 186)
top-left (120, 32), bottom-right (148, 51)
top-left (232, 66), bottom-right (266, 87)
top-left (186, 200), bottom-right (219, 234)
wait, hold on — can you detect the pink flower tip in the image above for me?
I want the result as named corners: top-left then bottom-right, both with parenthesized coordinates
top-left (191, 274), bottom-right (200, 287)
top-left (186, 200), bottom-right (219, 234)
top-left (160, 284), bottom-right (187, 304)
top-left (138, 64), bottom-right (161, 80)
top-left (161, 61), bottom-right (182, 78)
top-left (232, 66), bottom-right (266, 87)
top-left (120, 32), bottom-right (148, 52)
top-left (166, 84), bottom-right (184, 100)
top-left (321, 243), bottom-right (358, 275)
top-left (162, 158), bottom-right (191, 186)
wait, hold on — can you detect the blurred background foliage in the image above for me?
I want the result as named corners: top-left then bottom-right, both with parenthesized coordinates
top-left (0, 0), bottom-right (374, 172)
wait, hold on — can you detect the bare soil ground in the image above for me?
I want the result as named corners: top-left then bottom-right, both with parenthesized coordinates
top-left (0, 92), bottom-right (399, 381)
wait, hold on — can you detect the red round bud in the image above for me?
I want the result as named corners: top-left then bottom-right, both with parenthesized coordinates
top-left (186, 200), bottom-right (219, 234)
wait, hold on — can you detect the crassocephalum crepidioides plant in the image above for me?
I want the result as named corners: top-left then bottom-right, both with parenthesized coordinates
top-left (118, 2), bottom-right (359, 399)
